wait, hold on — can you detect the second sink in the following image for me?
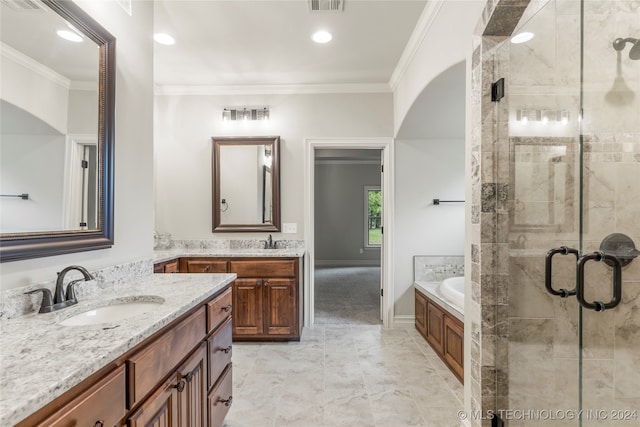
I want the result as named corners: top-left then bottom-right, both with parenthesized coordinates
top-left (60, 296), bottom-right (165, 326)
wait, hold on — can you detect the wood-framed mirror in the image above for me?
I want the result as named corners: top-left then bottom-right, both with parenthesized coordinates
top-left (0, 0), bottom-right (115, 262)
top-left (212, 136), bottom-right (281, 232)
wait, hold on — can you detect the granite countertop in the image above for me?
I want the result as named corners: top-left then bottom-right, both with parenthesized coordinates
top-left (0, 272), bottom-right (236, 425)
top-left (153, 247), bottom-right (306, 263)
top-left (414, 281), bottom-right (464, 322)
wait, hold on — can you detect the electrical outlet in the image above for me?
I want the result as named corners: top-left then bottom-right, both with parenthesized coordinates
top-left (282, 223), bottom-right (297, 233)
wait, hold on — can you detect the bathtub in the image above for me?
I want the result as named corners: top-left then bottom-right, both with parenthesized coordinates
top-left (439, 276), bottom-right (465, 310)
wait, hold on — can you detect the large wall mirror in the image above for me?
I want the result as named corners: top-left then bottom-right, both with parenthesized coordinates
top-left (212, 136), bottom-right (281, 232)
top-left (0, 0), bottom-right (115, 262)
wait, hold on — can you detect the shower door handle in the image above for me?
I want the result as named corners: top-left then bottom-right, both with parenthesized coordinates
top-left (576, 251), bottom-right (622, 312)
top-left (545, 246), bottom-right (579, 298)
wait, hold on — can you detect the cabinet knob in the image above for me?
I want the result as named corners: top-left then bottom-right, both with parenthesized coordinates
top-left (174, 379), bottom-right (186, 392)
top-left (222, 345), bottom-right (232, 354)
top-left (94, 421), bottom-right (104, 427)
top-left (219, 396), bottom-right (233, 407)
top-left (222, 304), bottom-right (232, 312)
top-left (183, 372), bottom-right (194, 382)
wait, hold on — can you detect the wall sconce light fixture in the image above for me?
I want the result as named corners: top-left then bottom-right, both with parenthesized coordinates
top-left (516, 109), bottom-right (570, 125)
top-left (222, 107), bottom-right (270, 121)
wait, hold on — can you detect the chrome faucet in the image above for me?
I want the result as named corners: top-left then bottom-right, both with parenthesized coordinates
top-left (24, 265), bottom-right (95, 313)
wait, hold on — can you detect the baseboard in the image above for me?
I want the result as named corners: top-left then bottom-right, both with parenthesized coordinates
top-left (315, 260), bottom-right (381, 267)
top-left (392, 315), bottom-right (415, 329)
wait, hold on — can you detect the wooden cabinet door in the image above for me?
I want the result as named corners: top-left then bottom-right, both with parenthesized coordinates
top-left (177, 343), bottom-right (207, 427)
top-left (232, 279), bottom-right (263, 336)
top-left (263, 278), bottom-right (297, 336)
top-left (443, 315), bottom-right (464, 382)
top-left (128, 375), bottom-right (179, 427)
top-left (426, 301), bottom-right (444, 354)
top-left (414, 290), bottom-right (428, 339)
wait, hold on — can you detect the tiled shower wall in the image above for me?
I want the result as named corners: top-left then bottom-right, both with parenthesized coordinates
top-left (471, 0), bottom-right (640, 426)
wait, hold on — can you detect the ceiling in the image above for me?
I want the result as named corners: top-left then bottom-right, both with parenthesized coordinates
top-left (0, 1), bottom-right (99, 83)
top-left (153, 0), bottom-right (427, 88)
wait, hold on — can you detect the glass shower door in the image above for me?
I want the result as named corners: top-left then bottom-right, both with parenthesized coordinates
top-left (501, 0), bottom-right (639, 425)
top-left (579, 1), bottom-right (640, 425)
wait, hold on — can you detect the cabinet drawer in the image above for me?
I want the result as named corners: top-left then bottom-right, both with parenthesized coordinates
top-left (37, 365), bottom-right (126, 427)
top-left (229, 259), bottom-right (296, 278)
top-left (208, 317), bottom-right (232, 389)
top-left (181, 258), bottom-right (228, 273)
top-left (208, 365), bottom-right (233, 427)
top-left (207, 287), bottom-right (232, 333)
top-left (164, 260), bottom-right (179, 273)
top-left (127, 307), bottom-right (206, 407)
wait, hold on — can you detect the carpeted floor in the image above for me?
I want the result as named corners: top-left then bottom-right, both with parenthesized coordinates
top-left (314, 266), bottom-right (382, 325)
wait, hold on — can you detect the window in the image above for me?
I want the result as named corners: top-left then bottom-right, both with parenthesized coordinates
top-left (365, 186), bottom-right (381, 247)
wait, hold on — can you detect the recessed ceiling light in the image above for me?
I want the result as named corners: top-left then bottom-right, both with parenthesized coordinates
top-left (57, 30), bottom-right (83, 43)
top-left (311, 30), bottom-right (332, 44)
top-left (154, 33), bottom-right (176, 46)
top-left (511, 31), bottom-right (534, 44)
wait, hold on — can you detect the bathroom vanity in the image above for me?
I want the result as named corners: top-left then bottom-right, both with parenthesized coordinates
top-left (414, 284), bottom-right (464, 383)
top-left (0, 273), bottom-right (236, 426)
top-left (154, 251), bottom-right (304, 342)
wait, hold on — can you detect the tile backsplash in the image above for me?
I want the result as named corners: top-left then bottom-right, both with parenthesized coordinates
top-left (414, 255), bottom-right (464, 282)
top-left (0, 259), bottom-right (153, 321)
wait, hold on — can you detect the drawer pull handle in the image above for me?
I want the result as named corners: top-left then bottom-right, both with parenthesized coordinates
top-left (94, 421), bottom-right (104, 427)
top-left (219, 396), bottom-right (233, 407)
top-left (222, 346), bottom-right (232, 354)
top-left (222, 304), bottom-right (232, 312)
top-left (174, 379), bottom-right (186, 392)
top-left (203, 265), bottom-right (211, 272)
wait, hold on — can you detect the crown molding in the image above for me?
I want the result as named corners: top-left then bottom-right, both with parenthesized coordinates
top-left (154, 82), bottom-right (392, 96)
top-left (1, 42), bottom-right (70, 90)
top-left (389, 0), bottom-right (445, 91)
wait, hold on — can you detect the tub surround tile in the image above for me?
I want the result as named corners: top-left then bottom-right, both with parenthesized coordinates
top-left (0, 272), bottom-right (236, 425)
top-left (413, 255), bottom-right (464, 282)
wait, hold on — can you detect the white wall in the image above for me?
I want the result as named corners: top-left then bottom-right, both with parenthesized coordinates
top-left (0, 0), bottom-right (154, 290)
top-left (0, 135), bottom-right (66, 232)
top-left (393, 138), bottom-right (465, 315)
top-left (0, 49), bottom-right (69, 134)
top-left (154, 93), bottom-right (393, 240)
top-left (392, 0), bottom-right (484, 136)
top-left (67, 89), bottom-right (98, 134)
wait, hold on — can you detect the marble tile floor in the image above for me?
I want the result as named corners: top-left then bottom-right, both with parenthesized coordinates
top-left (223, 324), bottom-right (464, 427)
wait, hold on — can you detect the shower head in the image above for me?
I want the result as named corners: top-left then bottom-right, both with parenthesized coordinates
top-left (613, 37), bottom-right (640, 60)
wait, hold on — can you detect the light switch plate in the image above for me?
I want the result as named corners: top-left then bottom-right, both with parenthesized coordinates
top-left (282, 223), bottom-right (297, 233)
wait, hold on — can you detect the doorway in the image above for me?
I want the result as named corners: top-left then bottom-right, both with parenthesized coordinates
top-left (304, 138), bottom-right (394, 328)
top-left (314, 149), bottom-right (382, 324)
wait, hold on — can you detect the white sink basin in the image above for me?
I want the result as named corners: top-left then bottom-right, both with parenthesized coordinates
top-left (60, 298), bottom-right (165, 326)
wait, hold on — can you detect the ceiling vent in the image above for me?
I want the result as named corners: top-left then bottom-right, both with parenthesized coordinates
top-left (309, 0), bottom-right (344, 12)
top-left (0, 0), bottom-right (46, 11)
